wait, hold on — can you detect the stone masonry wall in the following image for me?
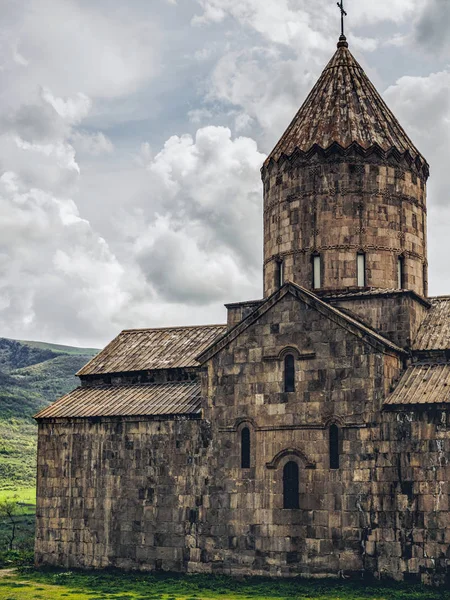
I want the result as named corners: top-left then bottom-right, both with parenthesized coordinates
top-left (326, 293), bottom-right (429, 350)
top-left (262, 153), bottom-right (427, 297)
top-left (35, 417), bottom-right (210, 571)
top-left (197, 291), bottom-right (404, 577)
top-left (367, 407), bottom-right (450, 585)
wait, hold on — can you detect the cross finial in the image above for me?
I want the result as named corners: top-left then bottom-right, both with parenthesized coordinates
top-left (336, 0), bottom-right (348, 48)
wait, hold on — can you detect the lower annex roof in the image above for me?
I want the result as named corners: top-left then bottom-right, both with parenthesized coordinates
top-left (413, 297), bottom-right (450, 351)
top-left (34, 381), bottom-right (201, 419)
top-left (77, 324), bottom-right (227, 376)
top-left (385, 363), bottom-right (450, 406)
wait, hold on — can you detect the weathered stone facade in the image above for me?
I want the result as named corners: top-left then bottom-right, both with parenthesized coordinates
top-left (35, 37), bottom-right (450, 584)
top-left (263, 156), bottom-right (428, 298)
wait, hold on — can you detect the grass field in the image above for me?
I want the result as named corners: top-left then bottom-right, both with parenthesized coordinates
top-left (0, 569), bottom-right (449, 600)
top-left (0, 488), bottom-right (35, 505)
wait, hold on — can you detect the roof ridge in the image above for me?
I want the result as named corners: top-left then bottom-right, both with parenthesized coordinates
top-left (83, 380), bottom-right (199, 389)
top-left (197, 281), bottom-right (406, 364)
top-left (121, 324), bottom-right (226, 334)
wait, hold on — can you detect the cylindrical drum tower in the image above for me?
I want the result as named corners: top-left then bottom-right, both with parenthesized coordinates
top-left (262, 38), bottom-right (429, 299)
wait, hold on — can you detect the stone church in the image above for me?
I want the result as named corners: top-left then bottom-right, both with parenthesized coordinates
top-left (35, 33), bottom-right (450, 584)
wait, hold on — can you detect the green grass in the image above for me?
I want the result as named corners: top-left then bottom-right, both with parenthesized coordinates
top-left (0, 569), bottom-right (448, 600)
top-left (0, 488), bottom-right (35, 505)
top-left (0, 420), bottom-right (38, 491)
top-left (0, 337), bottom-right (99, 492)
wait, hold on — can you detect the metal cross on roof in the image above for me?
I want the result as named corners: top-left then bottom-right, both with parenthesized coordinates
top-left (337, 0), bottom-right (347, 38)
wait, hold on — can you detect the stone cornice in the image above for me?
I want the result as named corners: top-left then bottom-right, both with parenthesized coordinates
top-left (261, 142), bottom-right (429, 182)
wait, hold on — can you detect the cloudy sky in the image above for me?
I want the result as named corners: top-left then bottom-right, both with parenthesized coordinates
top-left (0, 0), bottom-right (449, 347)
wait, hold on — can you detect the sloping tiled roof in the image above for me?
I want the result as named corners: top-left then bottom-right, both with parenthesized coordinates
top-left (322, 289), bottom-right (430, 306)
top-left (385, 363), bottom-right (450, 405)
top-left (77, 325), bottom-right (227, 376)
top-left (266, 42), bottom-right (427, 170)
top-left (197, 282), bottom-right (406, 364)
top-left (35, 381), bottom-right (201, 419)
top-left (413, 297), bottom-right (450, 351)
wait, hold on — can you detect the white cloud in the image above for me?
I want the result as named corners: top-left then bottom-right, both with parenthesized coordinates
top-left (0, 0), bottom-right (159, 109)
top-left (414, 0), bottom-right (450, 57)
top-left (0, 170), bottom-right (130, 345)
top-left (208, 46), bottom-right (322, 148)
top-left (0, 0), bottom-right (448, 347)
top-left (71, 131), bottom-right (114, 156)
top-left (384, 69), bottom-right (450, 295)
top-left (40, 89), bottom-right (92, 124)
top-left (193, 0), bottom-right (423, 45)
top-left (134, 126), bottom-right (266, 304)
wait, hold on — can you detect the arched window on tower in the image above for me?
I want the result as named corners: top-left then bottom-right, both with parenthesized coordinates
top-left (329, 424), bottom-right (340, 469)
top-left (275, 259), bottom-right (285, 289)
top-left (423, 263), bottom-right (427, 297)
top-left (357, 252), bottom-right (366, 287)
top-left (284, 354), bottom-right (295, 393)
top-left (241, 427), bottom-right (251, 469)
top-left (312, 254), bottom-right (321, 289)
top-left (283, 461), bottom-right (299, 509)
top-left (398, 256), bottom-right (405, 289)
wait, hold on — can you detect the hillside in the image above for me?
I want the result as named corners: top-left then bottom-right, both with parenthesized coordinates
top-left (0, 338), bottom-right (99, 490)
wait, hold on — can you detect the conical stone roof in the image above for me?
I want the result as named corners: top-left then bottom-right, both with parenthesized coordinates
top-left (266, 39), bottom-right (428, 171)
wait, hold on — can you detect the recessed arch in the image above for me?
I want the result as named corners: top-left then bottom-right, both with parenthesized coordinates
top-left (233, 417), bottom-right (258, 432)
top-left (323, 415), bottom-right (345, 429)
top-left (283, 461), bottom-right (299, 509)
top-left (266, 448), bottom-right (315, 470)
top-left (277, 346), bottom-right (302, 360)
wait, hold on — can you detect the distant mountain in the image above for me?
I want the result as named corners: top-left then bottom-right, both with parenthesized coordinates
top-left (0, 338), bottom-right (99, 490)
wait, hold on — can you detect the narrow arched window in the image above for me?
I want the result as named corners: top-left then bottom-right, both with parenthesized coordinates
top-left (357, 253), bottom-right (366, 287)
top-left (312, 255), bottom-right (321, 289)
top-left (283, 461), bottom-right (299, 509)
top-left (241, 427), bottom-right (250, 469)
top-left (397, 256), bottom-right (405, 289)
top-left (284, 354), bottom-right (295, 393)
top-left (329, 424), bottom-right (340, 469)
top-left (275, 259), bottom-right (284, 289)
top-left (423, 263), bottom-right (427, 297)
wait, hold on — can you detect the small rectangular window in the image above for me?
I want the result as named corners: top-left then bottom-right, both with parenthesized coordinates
top-left (357, 253), bottom-right (366, 287)
top-left (329, 425), bottom-right (340, 470)
top-left (398, 257), bottom-right (404, 289)
top-left (313, 255), bottom-right (321, 289)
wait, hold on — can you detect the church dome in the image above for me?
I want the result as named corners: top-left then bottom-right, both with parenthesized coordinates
top-left (262, 38), bottom-right (429, 299)
top-left (266, 39), bottom-right (428, 178)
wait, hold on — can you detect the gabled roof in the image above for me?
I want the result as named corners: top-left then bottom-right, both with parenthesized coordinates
top-left (265, 41), bottom-right (427, 173)
top-left (385, 363), bottom-right (450, 406)
top-left (413, 297), bottom-right (450, 351)
top-left (34, 381), bottom-right (201, 419)
top-left (197, 282), bottom-right (406, 364)
top-left (77, 324), bottom-right (227, 376)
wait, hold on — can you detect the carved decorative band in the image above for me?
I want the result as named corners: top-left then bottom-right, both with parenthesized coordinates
top-left (263, 192), bottom-right (427, 215)
top-left (264, 246), bottom-right (425, 265)
top-left (261, 141), bottom-right (429, 181)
